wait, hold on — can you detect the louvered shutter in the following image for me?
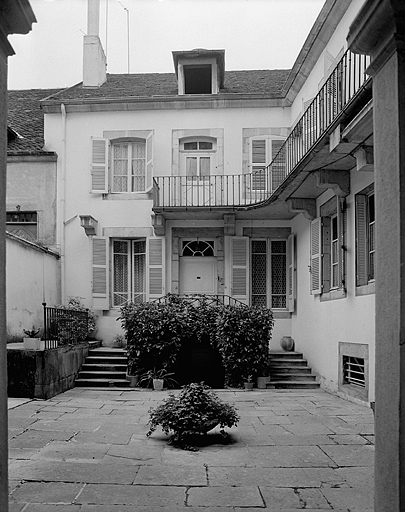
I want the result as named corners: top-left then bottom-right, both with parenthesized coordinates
top-left (92, 237), bottom-right (109, 309)
top-left (231, 237), bottom-right (249, 304)
top-left (310, 218), bottom-right (322, 295)
top-left (339, 202), bottom-right (347, 291)
top-left (148, 237), bottom-right (164, 299)
top-left (252, 139), bottom-right (266, 164)
top-left (287, 233), bottom-right (296, 312)
top-left (271, 139), bottom-right (286, 191)
top-left (145, 132), bottom-right (154, 192)
top-left (355, 194), bottom-right (368, 286)
top-left (91, 137), bottom-right (109, 193)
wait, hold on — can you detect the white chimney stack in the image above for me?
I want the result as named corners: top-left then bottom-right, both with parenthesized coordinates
top-left (83, 0), bottom-right (106, 87)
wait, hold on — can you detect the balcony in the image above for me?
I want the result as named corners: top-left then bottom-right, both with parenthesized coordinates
top-left (153, 49), bottom-right (372, 216)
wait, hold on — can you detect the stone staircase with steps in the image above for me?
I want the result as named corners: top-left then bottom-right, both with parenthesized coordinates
top-left (267, 351), bottom-right (320, 389)
top-left (75, 347), bottom-right (129, 388)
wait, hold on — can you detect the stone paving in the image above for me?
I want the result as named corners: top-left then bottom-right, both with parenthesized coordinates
top-left (8, 388), bottom-right (374, 511)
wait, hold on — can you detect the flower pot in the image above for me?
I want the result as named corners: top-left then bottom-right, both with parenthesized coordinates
top-left (153, 378), bottom-right (164, 390)
top-left (126, 374), bottom-right (139, 387)
top-left (23, 338), bottom-right (45, 351)
top-left (244, 382), bottom-right (254, 390)
top-left (280, 336), bottom-right (295, 352)
top-left (256, 376), bottom-right (269, 389)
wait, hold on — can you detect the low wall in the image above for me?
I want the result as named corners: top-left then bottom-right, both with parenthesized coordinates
top-left (7, 342), bottom-right (91, 399)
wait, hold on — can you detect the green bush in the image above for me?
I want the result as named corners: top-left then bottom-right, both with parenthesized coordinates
top-left (215, 305), bottom-right (273, 387)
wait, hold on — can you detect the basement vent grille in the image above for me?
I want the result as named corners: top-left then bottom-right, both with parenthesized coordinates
top-left (343, 356), bottom-right (365, 387)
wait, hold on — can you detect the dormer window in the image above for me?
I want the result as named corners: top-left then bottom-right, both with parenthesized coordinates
top-left (172, 49), bottom-right (225, 96)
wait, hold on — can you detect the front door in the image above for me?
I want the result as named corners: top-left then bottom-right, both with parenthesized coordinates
top-left (179, 257), bottom-right (216, 294)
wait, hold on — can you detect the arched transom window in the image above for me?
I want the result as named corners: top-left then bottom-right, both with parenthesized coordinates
top-left (182, 240), bottom-right (215, 256)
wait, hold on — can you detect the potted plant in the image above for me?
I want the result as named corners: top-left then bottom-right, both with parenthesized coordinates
top-left (23, 327), bottom-right (45, 350)
top-left (139, 367), bottom-right (177, 390)
top-left (243, 375), bottom-right (254, 390)
top-left (146, 382), bottom-right (239, 450)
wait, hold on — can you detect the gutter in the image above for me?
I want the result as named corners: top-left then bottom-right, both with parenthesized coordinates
top-left (60, 103), bottom-right (67, 302)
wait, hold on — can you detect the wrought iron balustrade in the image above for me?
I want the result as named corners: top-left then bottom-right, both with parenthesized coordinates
top-left (152, 293), bottom-right (247, 308)
top-left (153, 49), bottom-right (371, 210)
top-left (42, 303), bottom-right (89, 349)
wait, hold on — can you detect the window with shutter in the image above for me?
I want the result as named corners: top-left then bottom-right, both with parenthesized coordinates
top-left (355, 186), bottom-right (375, 288)
top-left (91, 138), bottom-right (109, 193)
top-left (148, 237), bottom-right (164, 299)
top-left (270, 139), bottom-right (286, 191)
top-left (231, 237), bottom-right (249, 303)
top-left (92, 237), bottom-right (109, 310)
top-left (310, 218), bottom-right (322, 295)
top-left (287, 233), bottom-right (295, 312)
top-left (251, 139), bottom-right (266, 191)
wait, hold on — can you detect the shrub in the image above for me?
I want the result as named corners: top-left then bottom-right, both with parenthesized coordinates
top-left (53, 297), bottom-right (97, 345)
top-left (215, 305), bottom-right (273, 387)
top-left (146, 382), bottom-right (239, 449)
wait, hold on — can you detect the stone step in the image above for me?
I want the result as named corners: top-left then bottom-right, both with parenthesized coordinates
top-left (88, 348), bottom-right (126, 357)
top-left (270, 373), bottom-right (317, 382)
top-left (78, 371), bottom-right (127, 380)
top-left (81, 363), bottom-right (128, 372)
top-left (269, 366), bottom-right (312, 374)
top-left (85, 356), bottom-right (127, 365)
top-left (269, 359), bottom-right (308, 366)
top-left (267, 380), bottom-right (320, 389)
top-left (269, 351), bottom-right (303, 359)
top-left (75, 378), bottom-right (130, 388)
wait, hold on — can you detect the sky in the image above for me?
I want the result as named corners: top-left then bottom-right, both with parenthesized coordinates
top-left (8, 0), bottom-right (325, 90)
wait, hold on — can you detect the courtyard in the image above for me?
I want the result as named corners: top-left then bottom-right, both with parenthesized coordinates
top-left (8, 388), bottom-right (374, 511)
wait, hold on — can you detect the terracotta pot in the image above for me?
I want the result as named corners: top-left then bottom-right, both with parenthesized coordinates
top-left (244, 382), bottom-right (254, 390)
top-left (153, 378), bottom-right (164, 390)
top-left (126, 374), bottom-right (139, 387)
top-left (256, 376), bottom-right (269, 389)
top-left (280, 336), bottom-right (295, 352)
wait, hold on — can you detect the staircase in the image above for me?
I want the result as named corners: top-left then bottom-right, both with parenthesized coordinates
top-left (267, 351), bottom-right (320, 389)
top-left (75, 347), bottom-right (129, 388)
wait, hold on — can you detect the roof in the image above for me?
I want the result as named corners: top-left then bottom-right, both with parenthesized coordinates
top-left (43, 69), bottom-right (291, 103)
top-left (7, 88), bottom-right (62, 154)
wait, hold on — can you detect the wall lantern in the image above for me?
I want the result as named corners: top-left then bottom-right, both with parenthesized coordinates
top-left (79, 215), bottom-right (98, 236)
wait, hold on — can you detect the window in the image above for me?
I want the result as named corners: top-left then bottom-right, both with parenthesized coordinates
top-left (250, 138), bottom-right (286, 193)
top-left (183, 65), bottom-right (212, 94)
top-left (310, 196), bottom-right (346, 298)
top-left (356, 186), bottom-right (375, 287)
top-left (182, 240), bottom-right (214, 256)
top-left (90, 132), bottom-right (153, 194)
top-left (181, 139), bottom-right (215, 181)
top-left (92, 236), bottom-right (164, 310)
top-left (6, 210), bottom-right (38, 241)
top-left (339, 342), bottom-right (368, 402)
top-left (251, 239), bottom-right (290, 309)
top-left (343, 356), bottom-right (365, 388)
top-left (112, 141), bottom-right (146, 192)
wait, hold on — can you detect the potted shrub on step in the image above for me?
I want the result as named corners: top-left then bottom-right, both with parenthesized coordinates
top-left (139, 367), bottom-right (177, 390)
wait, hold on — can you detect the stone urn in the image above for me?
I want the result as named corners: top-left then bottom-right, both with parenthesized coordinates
top-left (280, 336), bottom-right (295, 352)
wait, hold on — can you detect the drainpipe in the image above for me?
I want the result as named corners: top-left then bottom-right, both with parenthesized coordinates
top-left (60, 103), bottom-right (67, 303)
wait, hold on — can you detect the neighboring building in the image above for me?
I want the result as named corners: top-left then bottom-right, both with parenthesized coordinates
top-left (35, 0), bottom-right (375, 406)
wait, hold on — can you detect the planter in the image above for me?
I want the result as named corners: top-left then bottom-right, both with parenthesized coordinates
top-left (153, 378), bottom-right (164, 390)
top-left (256, 376), bottom-right (269, 389)
top-left (23, 338), bottom-right (45, 351)
top-left (280, 336), bottom-right (295, 352)
top-left (244, 382), bottom-right (254, 390)
top-left (126, 374), bottom-right (139, 387)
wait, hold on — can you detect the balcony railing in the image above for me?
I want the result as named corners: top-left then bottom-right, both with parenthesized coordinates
top-left (153, 49), bottom-right (371, 210)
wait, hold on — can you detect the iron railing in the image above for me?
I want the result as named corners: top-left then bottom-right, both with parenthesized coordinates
top-left (42, 303), bottom-right (89, 349)
top-left (152, 293), bottom-right (247, 308)
top-left (153, 49), bottom-right (371, 210)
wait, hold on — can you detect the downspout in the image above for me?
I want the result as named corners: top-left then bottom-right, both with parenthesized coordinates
top-left (60, 103), bottom-right (67, 303)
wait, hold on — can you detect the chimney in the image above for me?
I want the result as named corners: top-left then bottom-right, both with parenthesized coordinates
top-left (83, 0), bottom-right (106, 87)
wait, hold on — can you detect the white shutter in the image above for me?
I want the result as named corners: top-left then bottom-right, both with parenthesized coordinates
top-left (270, 139), bottom-right (286, 191)
top-left (91, 137), bottom-right (109, 193)
top-left (251, 139), bottom-right (266, 164)
top-left (231, 237), bottom-right (249, 304)
top-left (145, 131), bottom-right (153, 192)
top-left (287, 233), bottom-right (296, 312)
top-left (147, 237), bottom-right (164, 299)
top-left (310, 218), bottom-right (322, 295)
top-left (92, 237), bottom-right (109, 310)
top-left (355, 194), bottom-right (368, 286)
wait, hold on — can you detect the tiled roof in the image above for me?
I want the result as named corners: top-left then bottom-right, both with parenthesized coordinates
top-left (7, 88), bottom-right (62, 154)
top-left (45, 69), bottom-right (291, 102)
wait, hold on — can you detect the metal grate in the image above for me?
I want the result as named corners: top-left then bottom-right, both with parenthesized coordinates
top-left (343, 356), bottom-right (365, 387)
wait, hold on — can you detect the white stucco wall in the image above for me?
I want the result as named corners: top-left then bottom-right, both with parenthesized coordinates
top-left (6, 234), bottom-right (60, 341)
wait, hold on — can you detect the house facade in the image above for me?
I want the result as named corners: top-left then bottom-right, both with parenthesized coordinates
top-left (34, 0), bottom-right (374, 404)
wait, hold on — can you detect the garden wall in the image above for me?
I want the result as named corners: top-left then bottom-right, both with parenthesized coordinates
top-left (7, 342), bottom-right (93, 399)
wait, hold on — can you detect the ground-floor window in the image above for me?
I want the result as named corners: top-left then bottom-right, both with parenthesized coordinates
top-left (113, 239), bottom-right (146, 306)
top-left (251, 239), bottom-right (287, 309)
top-left (6, 209), bottom-right (38, 241)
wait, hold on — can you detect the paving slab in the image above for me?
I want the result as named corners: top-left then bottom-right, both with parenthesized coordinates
top-left (7, 388), bottom-right (374, 510)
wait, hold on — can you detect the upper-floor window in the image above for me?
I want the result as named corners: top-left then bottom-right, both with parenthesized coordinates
top-left (250, 138), bottom-right (285, 192)
top-left (112, 141), bottom-right (146, 192)
top-left (180, 138), bottom-right (216, 181)
top-left (183, 65), bottom-right (212, 94)
top-left (90, 132), bottom-right (153, 195)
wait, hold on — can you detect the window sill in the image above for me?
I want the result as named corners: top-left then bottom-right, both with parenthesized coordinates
top-left (320, 288), bottom-right (346, 302)
top-left (102, 192), bottom-right (152, 200)
top-left (355, 281), bottom-right (375, 296)
top-left (272, 311), bottom-right (292, 319)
